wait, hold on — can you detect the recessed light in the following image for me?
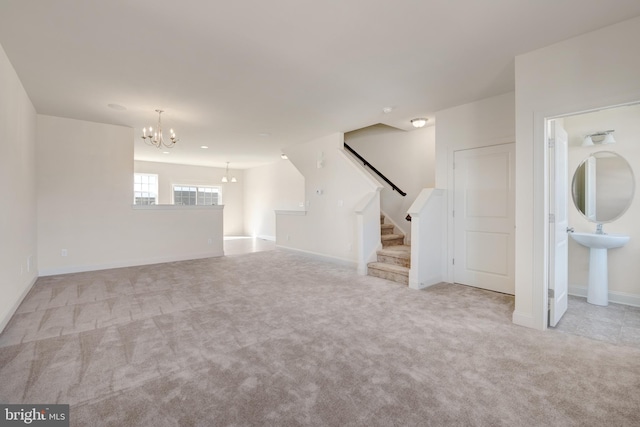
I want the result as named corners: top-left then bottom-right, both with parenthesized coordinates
top-left (162, 151), bottom-right (170, 154)
top-left (107, 103), bottom-right (126, 111)
top-left (382, 106), bottom-right (393, 114)
top-left (281, 153), bottom-right (288, 160)
top-left (200, 145), bottom-right (209, 149)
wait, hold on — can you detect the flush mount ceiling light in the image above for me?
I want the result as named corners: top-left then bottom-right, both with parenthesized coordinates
top-left (411, 118), bottom-right (428, 128)
top-left (222, 162), bottom-right (237, 183)
top-left (582, 130), bottom-right (615, 146)
top-left (141, 109), bottom-right (178, 148)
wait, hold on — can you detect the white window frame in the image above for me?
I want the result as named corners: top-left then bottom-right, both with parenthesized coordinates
top-left (133, 173), bottom-right (159, 205)
top-left (172, 184), bottom-right (222, 206)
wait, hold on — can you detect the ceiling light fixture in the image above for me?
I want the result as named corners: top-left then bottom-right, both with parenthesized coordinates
top-left (411, 118), bottom-right (428, 128)
top-left (281, 153), bottom-right (288, 160)
top-left (582, 130), bottom-right (615, 147)
top-left (141, 109), bottom-right (178, 148)
top-left (222, 162), bottom-right (237, 183)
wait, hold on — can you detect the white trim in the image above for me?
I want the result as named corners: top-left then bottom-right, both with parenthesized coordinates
top-left (38, 251), bottom-right (224, 277)
top-left (569, 284), bottom-right (640, 307)
top-left (275, 245), bottom-right (357, 269)
top-left (275, 210), bottom-right (306, 216)
top-left (132, 204), bottom-right (224, 211)
top-left (512, 311), bottom-right (537, 330)
top-left (0, 275), bottom-right (38, 333)
top-left (256, 234), bottom-right (276, 241)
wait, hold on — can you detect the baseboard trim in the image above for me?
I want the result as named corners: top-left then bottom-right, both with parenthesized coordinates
top-left (512, 310), bottom-right (544, 330)
top-left (569, 284), bottom-right (640, 307)
top-left (0, 275), bottom-right (38, 333)
top-left (276, 245), bottom-right (357, 269)
top-left (409, 275), bottom-right (442, 290)
top-left (38, 251), bottom-right (225, 277)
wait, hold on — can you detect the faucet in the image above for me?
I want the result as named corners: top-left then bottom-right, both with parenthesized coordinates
top-left (596, 223), bottom-right (605, 234)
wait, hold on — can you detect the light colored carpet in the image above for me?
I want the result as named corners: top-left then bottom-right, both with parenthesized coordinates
top-left (1, 250), bottom-right (639, 426)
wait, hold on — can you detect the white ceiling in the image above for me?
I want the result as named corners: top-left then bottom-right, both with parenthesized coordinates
top-left (1, 1), bottom-right (639, 169)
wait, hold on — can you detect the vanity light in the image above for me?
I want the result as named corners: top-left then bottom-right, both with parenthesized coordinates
top-left (582, 130), bottom-right (615, 146)
top-left (582, 135), bottom-right (595, 146)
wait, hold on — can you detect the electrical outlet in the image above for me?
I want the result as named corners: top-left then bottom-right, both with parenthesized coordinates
top-left (207, 238), bottom-right (212, 245)
top-left (61, 249), bottom-right (68, 257)
top-left (286, 235), bottom-right (291, 241)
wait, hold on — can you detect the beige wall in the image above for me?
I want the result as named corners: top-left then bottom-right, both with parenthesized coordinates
top-left (435, 92), bottom-right (516, 283)
top-left (37, 115), bottom-right (224, 276)
top-left (514, 16), bottom-right (640, 329)
top-left (564, 104), bottom-right (640, 302)
top-left (243, 160), bottom-right (305, 240)
top-left (134, 160), bottom-right (244, 236)
top-left (0, 43), bottom-right (38, 331)
top-left (277, 133), bottom-right (380, 265)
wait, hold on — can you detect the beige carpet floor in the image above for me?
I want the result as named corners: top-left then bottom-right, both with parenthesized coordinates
top-left (1, 250), bottom-right (639, 426)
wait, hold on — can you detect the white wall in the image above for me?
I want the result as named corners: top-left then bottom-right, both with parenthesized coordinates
top-left (37, 115), bottom-right (224, 275)
top-left (134, 160), bottom-right (244, 236)
top-left (564, 104), bottom-right (640, 302)
top-left (435, 92), bottom-right (516, 282)
top-left (514, 16), bottom-right (640, 330)
top-left (0, 43), bottom-right (38, 332)
top-left (345, 124), bottom-right (435, 239)
top-left (243, 160), bottom-right (305, 240)
top-left (276, 133), bottom-right (380, 265)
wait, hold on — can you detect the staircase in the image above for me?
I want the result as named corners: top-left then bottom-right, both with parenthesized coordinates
top-left (367, 215), bottom-right (411, 285)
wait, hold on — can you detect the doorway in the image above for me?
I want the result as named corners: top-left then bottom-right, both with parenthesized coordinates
top-left (546, 103), bottom-right (640, 328)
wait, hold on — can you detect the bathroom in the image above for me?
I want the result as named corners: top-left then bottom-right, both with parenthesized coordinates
top-left (551, 103), bottom-right (640, 345)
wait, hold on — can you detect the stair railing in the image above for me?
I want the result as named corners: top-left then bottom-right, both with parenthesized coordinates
top-left (344, 143), bottom-right (407, 197)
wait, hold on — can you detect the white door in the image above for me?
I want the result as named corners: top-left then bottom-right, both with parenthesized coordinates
top-left (548, 120), bottom-right (569, 327)
top-left (454, 143), bottom-right (515, 294)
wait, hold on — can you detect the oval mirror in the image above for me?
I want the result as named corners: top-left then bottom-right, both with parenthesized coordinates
top-left (571, 151), bottom-right (635, 223)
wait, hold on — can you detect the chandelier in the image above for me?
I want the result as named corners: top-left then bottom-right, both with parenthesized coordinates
top-left (222, 162), bottom-right (237, 183)
top-left (141, 109), bottom-right (178, 148)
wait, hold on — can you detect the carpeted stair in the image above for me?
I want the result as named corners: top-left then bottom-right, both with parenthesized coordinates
top-left (367, 215), bottom-right (410, 285)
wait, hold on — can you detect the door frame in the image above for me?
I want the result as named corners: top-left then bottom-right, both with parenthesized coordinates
top-left (542, 100), bottom-right (640, 329)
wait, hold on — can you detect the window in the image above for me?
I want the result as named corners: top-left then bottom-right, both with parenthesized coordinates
top-left (173, 185), bottom-right (221, 205)
top-left (134, 174), bottom-right (158, 205)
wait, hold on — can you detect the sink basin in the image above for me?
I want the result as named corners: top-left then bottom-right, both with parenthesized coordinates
top-left (569, 231), bottom-right (630, 306)
top-left (570, 232), bottom-right (630, 249)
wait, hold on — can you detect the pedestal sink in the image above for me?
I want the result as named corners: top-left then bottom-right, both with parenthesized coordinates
top-left (570, 232), bottom-right (630, 306)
